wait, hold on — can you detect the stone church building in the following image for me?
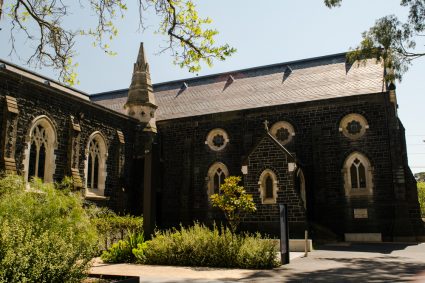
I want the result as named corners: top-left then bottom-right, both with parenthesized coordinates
top-left (0, 43), bottom-right (423, 241)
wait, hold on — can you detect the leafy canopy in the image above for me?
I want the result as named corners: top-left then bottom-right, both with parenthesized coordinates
top-left (0, 0), bottom-right (236, 85)
top-left (210, 176), bottom-right (256, 233)
top-left (325, 0), bottom-right (425, 81)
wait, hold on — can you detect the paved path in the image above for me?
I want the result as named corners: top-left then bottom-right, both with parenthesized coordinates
top-left (90, 243), bottom-right (425, 282)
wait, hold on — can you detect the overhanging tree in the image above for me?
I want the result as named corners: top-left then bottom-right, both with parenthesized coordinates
top-left (0, 0), bottom-right (236, 84)
top-left (325, 0), bottom-right (425, 81)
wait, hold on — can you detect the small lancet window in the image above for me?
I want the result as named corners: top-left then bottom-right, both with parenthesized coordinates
top-left (259, 169), bottom-right (278, 204)
top-left (265, 175), bottom-right (274, 199)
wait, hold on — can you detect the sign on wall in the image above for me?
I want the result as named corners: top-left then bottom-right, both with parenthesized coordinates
top-left (354, 208), bottom-right (368, 219)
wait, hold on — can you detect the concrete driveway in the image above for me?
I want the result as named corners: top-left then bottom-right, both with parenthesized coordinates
top-left (90, 243), bottom-right (425, 282)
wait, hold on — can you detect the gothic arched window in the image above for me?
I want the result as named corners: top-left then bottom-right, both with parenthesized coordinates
top-left (343, 152), bottom-right (373, 196)
top-left (207, 162), bottom-right (229, 197)
top-left (258, 169), bottom-right (278, 204)
top-left (87, 139), bottom-right (101, 190)
top-left (85, 132), bottom-right (108, 197)
top-left (24, 116), bottom-right (57, 183)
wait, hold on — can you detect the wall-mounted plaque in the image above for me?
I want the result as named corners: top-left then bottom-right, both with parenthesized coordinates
top-left (354, 208), bottom-right (368, 219)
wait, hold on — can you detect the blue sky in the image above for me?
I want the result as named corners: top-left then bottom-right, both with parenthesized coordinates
top-left (0, 0), bottom-right (424, 173)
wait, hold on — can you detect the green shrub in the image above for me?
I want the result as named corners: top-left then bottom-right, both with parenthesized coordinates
top-left (101, 240), bottom-right (133, 263)
top-left (0, 173), bottom-right (25, 196)
top-left (0, 175), bottom-right (97, 283)
top-left (87, 205), bottom-right (143, 250)
top-left (101, 232), bottom-right (145, 263)
top-left (132, 241), bottom-right (148, 264)
top-left (133, 223), bottom-right (278, 269)
top-left (237, 234), bottom-right (279, 269)
top-left (418, 182), bottom-right (425, 217)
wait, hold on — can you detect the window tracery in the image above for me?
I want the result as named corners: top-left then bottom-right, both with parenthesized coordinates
top-left (343, 152), bottom-right (373, 196)
top-left (23, 116), bottom-right (57, 183)
top-left (85, 132), bottom-right (108, 197)
top-left (339, 114), bottom-right (369, 140)
top-left (270, 121), bottom-right (295, 145)
top-left (206, 129), bottom-right (229, 151)
top-left (87, 139), bottom-right (101, 190)
top-left (207, 162), bottom-right (229, 197)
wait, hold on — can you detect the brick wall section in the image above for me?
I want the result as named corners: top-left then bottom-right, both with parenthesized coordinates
top-left (157, 91), bottom-right (420, 239)
top-left (242, 134), bottom-right (306, 236)
top-left (0, 70), bottom-right (141, 213)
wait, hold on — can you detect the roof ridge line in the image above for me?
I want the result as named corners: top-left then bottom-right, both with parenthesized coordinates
top-left (0, 59), bottom-right (89, 97)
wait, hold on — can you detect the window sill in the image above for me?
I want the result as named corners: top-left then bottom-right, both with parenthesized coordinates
top-left (346, 189), bottom-right (372, 197)
top-left (85, 190), bottom-right (109, 201)
top-left (262, 199), bottom-right (277, 205)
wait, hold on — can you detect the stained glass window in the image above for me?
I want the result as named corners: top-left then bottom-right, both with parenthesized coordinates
top-left (213, 167), bottom-right (225, 194)
top-left (350, 158), bottom-right (367, 189)
top-left (265, 175), bottom-right (274, 199)
top-left (276, 128), bottom-right (290, 143)
top-left (346, 120), bottom-right (362, 135)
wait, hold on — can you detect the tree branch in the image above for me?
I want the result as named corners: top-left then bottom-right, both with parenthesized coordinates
top-left (1, 0), bottom-right (235, 83)
top-left (166, 0), bottom-right (202, 56)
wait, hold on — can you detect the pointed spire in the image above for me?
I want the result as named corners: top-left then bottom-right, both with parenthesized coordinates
top-left (125, 42), bottom-right (156, 108)
top-left (125, 43), bottom-right (158, 131)
top-left (134, 42), bottom-right (150, 73)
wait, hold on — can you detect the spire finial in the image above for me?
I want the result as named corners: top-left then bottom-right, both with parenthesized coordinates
top-left (134, 42), bottom-right (149, 72)
top-left (137, 42), bottom-right (146, 62)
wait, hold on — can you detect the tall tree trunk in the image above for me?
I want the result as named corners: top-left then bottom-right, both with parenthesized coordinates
top-left (0, 0), bottom-right (3, 20)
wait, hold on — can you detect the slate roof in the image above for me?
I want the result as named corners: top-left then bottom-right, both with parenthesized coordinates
top-left (91, 53), bottom-right (386, 121)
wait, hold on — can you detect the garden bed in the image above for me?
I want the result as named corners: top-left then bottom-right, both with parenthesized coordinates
top-left (84, 274), bottom-right (139, 283)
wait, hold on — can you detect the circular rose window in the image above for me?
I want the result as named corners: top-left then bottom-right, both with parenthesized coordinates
top-left (339, 114), bottom-right (369, 140)
top-left (206, 128), bottom-right (229, 151)
top-left (270, 121), bottom-right (295, 145)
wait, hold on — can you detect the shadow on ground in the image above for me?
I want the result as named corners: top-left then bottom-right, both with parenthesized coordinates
top-left (236, 256), bottom-right (425, 282)
top-left (316, 242), bottom-right (422, 254)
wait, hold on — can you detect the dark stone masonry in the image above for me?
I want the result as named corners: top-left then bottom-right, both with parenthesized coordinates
top-left (1, 43), bottom-right (424, 241)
